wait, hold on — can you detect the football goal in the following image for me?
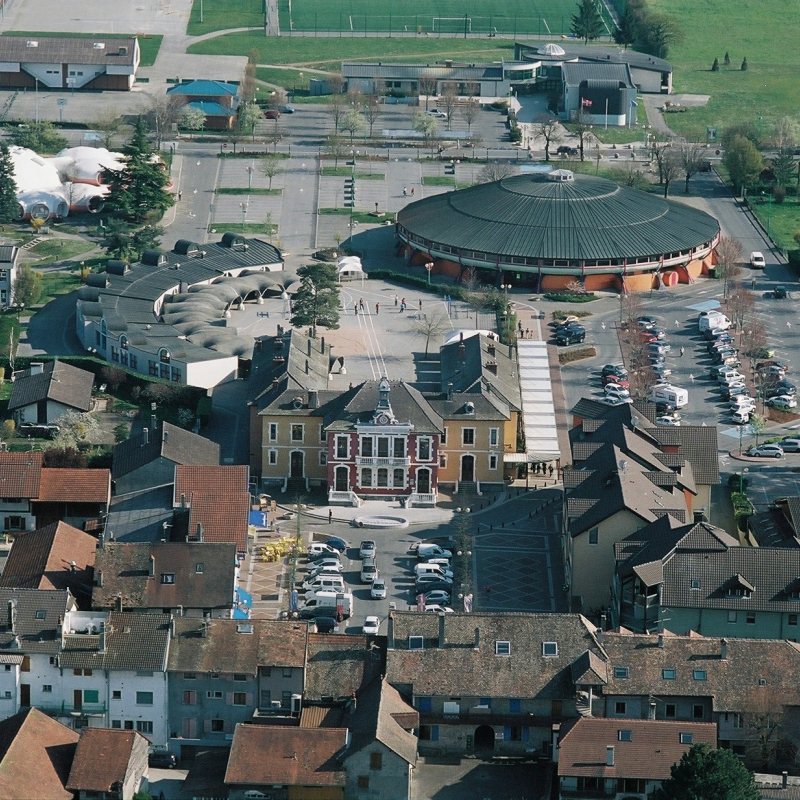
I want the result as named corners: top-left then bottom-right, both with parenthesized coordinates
top-left (432, 16), bottom-right (472, 33)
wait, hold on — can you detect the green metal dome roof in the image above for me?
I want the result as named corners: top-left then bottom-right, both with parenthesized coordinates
top-left (396, 172), bottom-right (720, 263)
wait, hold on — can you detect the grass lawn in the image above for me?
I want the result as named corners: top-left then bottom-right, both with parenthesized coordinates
top-left (6, 31), bottom-right (162, 67)
top-left (28, 239), bottom-right (95, 262)
top-left (651, 0), bottom-right (800, 139)
top-left (255, 67), bottom-right (325, 89)
top-left (0, 314), bottom-right (21, 366)
top-left (749, 199), bottom-right (800, 253)
top-left (39, 271), bottom-right (81, 304)
top-left (321, 167), bottom-right (385, 178)
top-left (208, 223), bottom-right (279, 235)
top-left (188, 0), bottom-right (265, 35)
top-left (422, 176), bottom-right (471, 188)
top-left (318, 209), bottom-right (396, 223)
top-left (215, 187), bottom-right (283, 195)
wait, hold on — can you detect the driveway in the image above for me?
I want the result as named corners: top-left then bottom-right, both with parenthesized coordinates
top-left (412, 757), bottom-right (549, 800)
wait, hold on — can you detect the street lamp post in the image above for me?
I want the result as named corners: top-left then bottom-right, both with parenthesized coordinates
top-left (246, 166), bottom-right (255, 190)
top-left (739, 467), bottom-right (749, 493)
top-left (240, 202), bottom-right (248, 228)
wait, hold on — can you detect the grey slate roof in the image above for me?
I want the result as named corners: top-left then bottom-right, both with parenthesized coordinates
top-left (0, 588), bottom-right (74, 655)
top-left (516, 42), bottom-right (672, 74)
top-left (8, 360), bottom-right (93, 413)
top-left (92, 541), bottom-right (237, 611)
top-left (111, 421), bottom-right (220, 480)
top-left (561, 61), bottom-right (634, 88)
top-left (343, 62), bottom-right (503, 81)
top-left (305, 633), bottom-right (386, 702)
top-left (0, 35), bottom-right (137, 66)
top-left (427, 391), bottom-right (509, 422)
top-left (386, 612), bottom-right (603, 699)
top-left (0, 245), bottom-right (17, 263)
top-left (59, 612), bottom-right (170, 672)
top-left (602, 632), bottom-right (800, 712)
top-left (397, 173), bottom-right (720, 264)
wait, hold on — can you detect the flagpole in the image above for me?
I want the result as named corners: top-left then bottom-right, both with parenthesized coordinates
top-left (605, 98), bottom-right (608, 130)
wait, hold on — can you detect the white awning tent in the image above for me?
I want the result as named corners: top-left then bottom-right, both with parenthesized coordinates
top-left (517, 340), bottom-right (561, 462)
top-left (337, 256), bottom-right (364, 284)
top-left (443, 329), bottom-right (499, 346)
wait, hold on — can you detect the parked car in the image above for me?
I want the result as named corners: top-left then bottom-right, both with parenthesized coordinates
top-left (415, 574), bottom-right (453, 588)
top-left (416, 544), bottom-right (453, 559)
top-left (555, 327), bottom-right (585, 345)
top-left (731, 409), bottom-right (751, 425)
top-left (149, 751), bottom-right (177, 769)
top-left (775, 285), bottom-right (788, 299)
top-left (414, 563), bottom-right (454, 579)
top-left (359, 540), bottom-right (376, 559)
top-left (596, 395), bottom-right (633, 406)
top-left (766, 382), bottom-right (797, 398)
top-left (324, 537), bottom-right (348, 553)
top-left (409, 537), bottom-right (456, 553)
top-left (315, 616), bottom-right (339, 634)
top-left (424, 605), bottom-right (455, 613)
top-left (553, 315), bottom-right (580, 326)
top-left (307, 543), bottom-right (338, 559)
top-left (601, 364), bottom-right (628, 378)
top-left (299, 605), bottom-right (343, 620)
top-left (602, 374), bottom-right (630, 388)
top-left (264, 109), bottom-right (281, 119)
top-left (651, 365), bottom-right (672, 379)
top-left (307, 565), bottom-right (344, 581)
top-left (721, 385), bottom-right (749, 401)
top-left (766, 395), bottom-right (798, 409)
top-left (360, 558), bottom-right (378, 584)
top-left (18, 423), bottom-right (60, 439)
top-left (750, 251), bottom-right (766, 268)
top-left (604, 384), bottom-right (631, 400)
top-left (781, 438), bottom-right (800, 452)
top-left (656, 416), bottom-right (681, 426)
top-left (362, 616), bottom-right (381, 635)
top-left (426, 109), bottom-right (448, 118)
top-left (278, 104), bottom-right (295, 113)
top-left (556, 145), bottom-right (578, 156)
top-left (421, 589), bottom-right (452, 604)
top-left (650, 327), bottom-right (667, 340)
top-left (747, 444), bottom-right (784, 458)
top-left (370, 579), bottom-right (387, 599)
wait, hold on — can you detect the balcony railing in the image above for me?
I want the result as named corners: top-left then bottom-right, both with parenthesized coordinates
top-left (355, 456), bottom-right (411, 467)
top-left (35, 701), bottom-right (107, 716)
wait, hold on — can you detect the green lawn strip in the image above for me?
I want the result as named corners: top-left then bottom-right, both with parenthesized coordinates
top-left (590, 127), bottom-right (645, 146)
top-left (38, 271), bottom-right (81, 304)
top-left (318, 209), bottom-right (396, 223)
top-left (187, 0), bottom-right (264, 35)
top-left (215, 187), bottom-right (283, 195)
top-left (749, 201), bottom-right (800, 254)
top-left (28, 239), bottom-right (96, 260)
top-left (255, 67), bottom-right (327, 90)
top-left (218, 150), bottom-right (290, 159)
top-left (422, 176), bottom-right (471, 188)
top-left (0, 314), bottom-right (21, 366)
top-left (6, 31), bottom-right (162, 66)
top-left (207, 223), bottom-right (278, 234)
top-left (321, 167), bottom-right (385, 179)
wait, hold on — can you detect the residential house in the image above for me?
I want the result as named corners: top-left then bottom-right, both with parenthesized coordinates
top-left (385, 612), bottom-right (605, 756)
top-left (167, 618), bottom-right (308, 759)
top-left (66, 727), bottom-right (149, 800)
top-left (0, 36), bottom-right (140, 91)
top-left (599, 631), bottom-right (800, 765)
top-left (92, 541), bottom-right (239, 618)
top-left (556, 718), bottom-right (717, 800)
top-left (172, 465), bottom-right (250, 553)
top-left (0, 707), bottom-right (78, 800)
top-left (0, 451), bottom-right (111, 533)
top-left (225, 725), bottom-right (348, 799)
top-left (58, 609), bottom-right (171, 746)
top-left (112, 421), bottom-right (220, 495)
top-left (166, 80), bottom-right (240, 130)
top-left (8, 360), bottom-right (93, 426)
top-left (0, 588), bottom-right (77, 722)
top-left (0, 244), bottom-right (18, 309)
top-left (748, 497), bottom-right (800, 549)
top-left (0, 520), bottom-right (96, 607)
top-left (613, 517), bottom-right (800, 639)
top-left (344, 677), bottom-right (418, 800)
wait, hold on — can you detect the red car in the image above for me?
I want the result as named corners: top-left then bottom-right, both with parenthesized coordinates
top-left (639, 331), bottom-right (658, 343)
top-left (265, 109), bottom-right (281, 119)
top-left (602, 375), bottom-right (630, 389)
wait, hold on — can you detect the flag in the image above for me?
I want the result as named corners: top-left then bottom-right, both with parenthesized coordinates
top-left (417, 593), bottom-right (426, 612)
top-left (581, 98), bottom-right (593, 108)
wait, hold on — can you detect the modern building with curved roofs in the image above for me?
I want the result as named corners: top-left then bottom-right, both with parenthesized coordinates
top-left (396, 169), bottom-right (721, 293)
top-left (75, 234), bottom-right (290, 389)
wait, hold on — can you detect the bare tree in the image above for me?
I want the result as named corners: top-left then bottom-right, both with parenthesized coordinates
top-left (260, 153), bottom-right (283, 191)
top-left (740, 318), bottom-right (767, 360)
top-left (93, 112), bottom-right (124, 149)
top-left (660, 147), bottom-right (682, 197)
top-left (462, 99), bottom-right (480, 132)
top-left (327, 92), bottom-right (347, 133)
top-left (363, 94), bottom-right (382, 137)
top-left (572, 110), bottom-right (593, 161)
top-left (327, 73), bottom-right (345, 95)
top-left (324, 134), bottom-right (347, 168)
top-left (145, 95), bottom-right (182, 148)
top-left (743, 686), bottom-right (786, 770)
top-left (715, 235), bottom-right (744, 298)
top-left (477, 162), bottom-right (518, 183)
top-left (346, 85), bottom-right (363, 110)
top-left (535, 113), bottom-right (561, 162)
top-left (727, 281), bottom-right (756, 332)
top-left (418, 76), bottom-right (437, 111)
top-left (678, 141), bottom-right (705, 193)
top-left (413, 312), bottom-right (451, 356)
top-left (440, 83), bottom-right (459, 131)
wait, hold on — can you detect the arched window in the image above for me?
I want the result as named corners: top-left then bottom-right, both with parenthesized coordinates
top-left (120, 336), bottom-right (128, 350)
top-left (159, 348), bottom-right (171, 364)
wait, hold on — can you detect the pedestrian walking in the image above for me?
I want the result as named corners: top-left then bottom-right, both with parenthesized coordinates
top-left (394, 294), bottom-right (398, 306)
top-left (418, 299), bottom-right (422, 311)
top-left (548, 464), bottom-right (554, 477)
top-left (401, 297), bottom-right (406, 306)
top-left (400, 302), bottom-right (406, 312)
top-left (354, 305), bottom-right (358, 315)
top-left (359, 298), bottom-right (365, 311)
top-left (410, 187), bottom-right (415, 195)
top-left (328, 509), bottom-right (333, 524)
top-left (679, 346), bottom-right (685, 357)
top-left (177, 190), bottom-right (182, 201)
top-left (403, 186), bottom-right (408, 196)
top-left (375, 302), bottom-right (380, 315)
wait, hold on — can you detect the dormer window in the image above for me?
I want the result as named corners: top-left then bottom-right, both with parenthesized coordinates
top-left (725, 574), bottom-right (754, 599)
top-left (495, 641), bottom-right (511, 656)
top-left (160, 573), bottom-right (175, 584)
top-left (618, 729), bottom-right (632, 742)
top-left (542, 642), bottom-right (558, 657)
top-left (409, 636), bottom-right (424, 651)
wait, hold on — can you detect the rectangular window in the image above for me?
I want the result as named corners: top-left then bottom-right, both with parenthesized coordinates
top-left (358, 777), bottom-right (370, 789)
top-left (618, 729), bottom-right (633, 742)
top-left (377, 468), bottom-right (388, 487)
top-left (665, 704), bottom-right (677, 719)
top-left (509, 698), bottom-right (521, 713)
top-left (615, 701), bottom-right (627, 715)
top-left (747, 612), bottom-right (756, 624)
top-left (319, 424), bottom-right (326, 443)
top-left (183, 691), bottom-right (197, 705)
top-left (233, 674), bottom-right (247, 682)
top-left (268, 449), bottom-right (277, 465)
top-left (111, 347), bottom-right (119, 362)
top-left (160, 573), bottom-right (175, 584)
top-left (691, 579), bottom-right (701, 589)
top-left (183, 672), bottom-right (196, 680)
top-left (361, 467), bottom-right (372, 487)
top-left (269, 423), bottom-right (278, 442)
top-left (663, 669), bottom-right (676, 680)
top-left (419, 724), bottom-right (439, 741)
top-left (418, 438), bottom-right (431, 460)
top-left (614, 667), bottom-right (629, 678)
top-left (394, 439), bottom-right (405, 458)
top-left (124, 721), bottom-right (133, 730)
top-left (136, 692), bottom-right (153, 705)
top-left (542, 642), bottom-right (558, 657)
top-left (283, 667), bottom-right (292, 678)
top-left (728, 610), bottom-right (737, 623)
top-left (588, 527), bottom-right (599, 545)
top-left (171, 367), bottom-right (181, 383)
top-left (489, 454), bottom-right (498, 470)
top-left (136, 720), bottom-right (154, 735)
top-left (732, 713), bottom-right (743, 728)
top-left (680, 732), bottom-right (694, 744)
top-left (360, 437), bottom-right (372, 457)
top-left (206, 691), bottom-right (223, 699)
top-left (281, 690), bottom-right (292, 708)
top-left (377, 437), bottom-right (389, 458)
top-left (462, 428), bottom-right (475, 445)
top-left (790, 614), bottom-right (798, 626)
top-left (495, 641), bottom-right (511, 656)
top-left (489, 428), bottom-right (499, 446)
top-left (393, 468), bottom-right (404, 487)
top-left (441, 428), bottom-right (448, 445)
top-left (42, 685), bottom-right (52, 693)
top-left (160, 364), bottom-right (170, 380)
top-left (129, 355), bottom-right (137, 370)
top-left (479, 698), bottom-right (491, 708)
top-left (337, 436), bottom-right (350, 458)
top-left (693, 704), bottom-right (704, 719)
top-left (233, 692), bottom-right (247, 705)
top-left (112, 690), bottom-right (121, 700)
top-left (440, 454), bottom-right (447, 468)
top-left (370, 752), bottom-right (383, 770)
top-left (319, 451), bottom-right (327, 466)
top-left (291, 424), bottom-right (304, 442)
top-left (693, 670), bottom-right (707, 681)
top-left (84, 690), bottom-right (99, 704)
top-left (409, 637), bottom-right (424, 651)
top-left (112, 719), bottom-right (121, 729)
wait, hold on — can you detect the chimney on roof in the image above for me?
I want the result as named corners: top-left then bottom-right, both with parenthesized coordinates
top-left (307, 339), bottom-right (312, 357)
top-left (321, 336), bottom-right (325, 353)
top-left (170, 618), bottom-right (176, 639)
top-left (693, 509), bottom-right (706, 523)
top-left (180, 493), bottom-right (186, 509)
top-left (657, 633), bottom-right (664, 648)
top-left (438, 612), bottom-right (446, 648)
top-left (447, 382), bottom-right (453, 401)
top-left (201, 618), bottom-right (209, 638)
top-left (595, 627), bottom-right (603, 644)
top-left (474, 627), bottom-right (480, 651)
top-left (648, 700), bottom-right (656, 720)
top-left (486, 361), bottom-right (497, 374)
top-left (115, 594), bottom-right (122, 612)
top-left (150, 415), bottom-right (157, 430)
top-left (487, 342), bottom-right (496, 356)
top-left (305, 359), bottom-right (309, 374)
top-left (387, 612), bottom-right (394, 650)
top-left (96, 570), bottom-right (103, 588)
top-left (142, 428), bottom-right (149, 446)
top-left (721, 638), bottom-right (728, 661)
top-left (70, 561), bottom-right (76, 573)
top-left (783, 772), bottom-right (789, 790)
top-left (196, 523), bottom-right (203, 542)
top-left (148, 555), bottom-right (155, 578)
top-left (309, 390), bottom-right (319, 409)
top-left (99, 622), bottom-right (106, 654)
top-left (30, 362), bottom-right (43, 375)
top-left (277, 325), bottom-right (284, 337)
top-left (606, 746), bottom-right (615, 767)
top-left (7, 599), bottom-right (16, 634)
top-left (163, 429), bottom-right (169, 444)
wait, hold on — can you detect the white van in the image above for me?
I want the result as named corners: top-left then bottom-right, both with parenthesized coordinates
top-left (303, 575), bottom-right (345, 594)
top-left (647, 384), bottom-right (689, 408)
top-left (414, 563), bottom-right (454, 579)
top-left (302, 591), bottom-right (353, 618)
top-left (698, 311), bottom-right (731, 332)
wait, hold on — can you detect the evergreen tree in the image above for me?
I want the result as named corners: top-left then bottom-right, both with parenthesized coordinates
top-left (723, 134), bottom-right (764, 195)
top-left (613, 6), bottom-right (639, 49)
top-left (290, 263), bottom-right (341, 338)
top-left (12, 263), bottom-right (42, 307)
top-left (712, 57), bottom-right (720, 71)
top-left (651, 743), bottom-right (760, 800)
top-left (103, 117), bottom-right (174, 223)
top-left (131, 224), bottom-right (164, 260)
top-left (724, 51), bottom-right (731, 66)
top-left (741, 56), bottom-right (749, 70)
top-left (571, 0), bottom-right (605, 44)
top-left (772, 149), bottom-right (796, 188)
top-left (102, 218), bottom-right (135, 261)
top-left (0, 145), bottom-right (19, 223)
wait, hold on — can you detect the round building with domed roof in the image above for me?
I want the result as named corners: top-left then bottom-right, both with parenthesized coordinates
top-left (396, 169), bottom-right (720, 292)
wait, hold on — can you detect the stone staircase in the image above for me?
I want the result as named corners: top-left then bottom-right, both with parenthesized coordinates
top-left (456, 481), bottom-right (479, 495)
top-left (284, 477), bottom-right (307, 495)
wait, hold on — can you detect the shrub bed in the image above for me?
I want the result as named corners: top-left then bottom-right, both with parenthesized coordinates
top-left (559, 347), bottom-right (597, 364)
top-left (544, 292), bottom-right (599, 303)
top-left (550, 308), bottom-right (593, 320)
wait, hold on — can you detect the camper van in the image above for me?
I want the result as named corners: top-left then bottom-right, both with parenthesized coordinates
top-left (698, 311), bottom-right (731, 332)
top-left (300, 591), bottom-right (353, 619)
top-left (647, 384), bottom-right (689, 408)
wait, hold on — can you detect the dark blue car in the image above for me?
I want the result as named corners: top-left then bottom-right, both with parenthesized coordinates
top-left (325, 537), bottom-right (348, 553)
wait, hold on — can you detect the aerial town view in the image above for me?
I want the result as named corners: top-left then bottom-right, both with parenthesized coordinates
top-left (0, 0), bottom-right (797, 796)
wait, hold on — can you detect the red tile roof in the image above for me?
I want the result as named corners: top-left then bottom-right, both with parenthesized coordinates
top-left (173, 464), bottom-right (249, 504)
top-left (188, 492), bottom-right (249, 551)
top-left (37, 469), bottom-right (110, 504)
top-left (66, 728), bottom-right (147, 792)
top-left (225, 725), bottom-right (347, 787)
top-left (557, 718), bottom-right (717, 780)
top-left (0, 452), bottom-right (43, 497)
top-left (0, 521), bottom-right (96, 593)
top-left (0, 707), bottom-right (78, 800)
